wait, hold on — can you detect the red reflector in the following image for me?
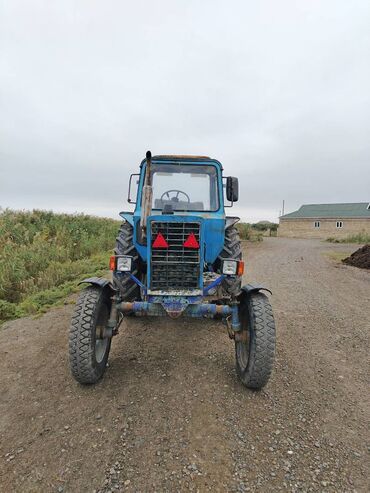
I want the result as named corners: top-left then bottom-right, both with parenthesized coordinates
top-left (183, 232), bottom-right (199, 249)
top-left (152, 232), bottom-right (168, 248)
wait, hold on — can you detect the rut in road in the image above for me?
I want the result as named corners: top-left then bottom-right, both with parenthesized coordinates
top-left (0, 238), bottom-right (369, 492)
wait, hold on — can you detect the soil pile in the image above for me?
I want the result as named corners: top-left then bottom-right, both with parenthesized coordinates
top-left (342, 244), bottom-right (370, 269)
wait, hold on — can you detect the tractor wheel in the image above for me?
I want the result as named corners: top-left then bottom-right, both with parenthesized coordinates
top-left (69, 285), bottom-right (112, 384)
top-left (217, 225), bottom-right (242, 296)
top-left (114, 221), bottom-right (142, 300)
top-left (235, 292), bottom-right (276, 389)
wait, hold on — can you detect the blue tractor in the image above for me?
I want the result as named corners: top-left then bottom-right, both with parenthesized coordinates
top-left (69, 152), bottom-right (276, 389)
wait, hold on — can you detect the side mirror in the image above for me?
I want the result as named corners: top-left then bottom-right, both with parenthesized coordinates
top-left (226, 176), bottom-right (239, 202)
top-left (128, 174), bottom-right (140, 203)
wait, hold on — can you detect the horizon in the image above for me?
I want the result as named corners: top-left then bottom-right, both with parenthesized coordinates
top-left (2, 199), bottom-right (369, 224)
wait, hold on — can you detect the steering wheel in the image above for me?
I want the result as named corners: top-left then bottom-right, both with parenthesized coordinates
top-left (160, 189), bottom-right (190, 203)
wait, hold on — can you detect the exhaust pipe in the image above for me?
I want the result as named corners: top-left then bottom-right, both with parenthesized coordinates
top-left (140, 150), bottom-right (153, 232)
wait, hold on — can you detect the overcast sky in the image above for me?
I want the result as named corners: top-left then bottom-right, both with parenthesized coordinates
top-left (1, 0), bottom-right (369, 222)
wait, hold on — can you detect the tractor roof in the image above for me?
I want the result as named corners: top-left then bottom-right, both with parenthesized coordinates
top-left (140, 155), bottom-right (222, 168)
top-left (152, 155), bottom-right (211, 160)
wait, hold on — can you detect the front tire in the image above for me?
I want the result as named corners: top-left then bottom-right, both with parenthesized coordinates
top-left (235, 292), bottom-right (276, 389)
top-left (114, 221), bottom-right (143, 300)
top-left (69, 286), bottom-right (112, 384)
top-left (216, 226), bottom-right (242, 297)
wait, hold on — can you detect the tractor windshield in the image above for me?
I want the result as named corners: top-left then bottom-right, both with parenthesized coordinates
top-left (151, 164), bottom-right (219, 212)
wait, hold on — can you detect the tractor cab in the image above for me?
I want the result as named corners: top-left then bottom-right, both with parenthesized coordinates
top-left (147, 159), bottom-right (219, 213)
top-left (123, 154), bottom-right (239, 269)
top-left (129, 155), bottom-right (238, 213)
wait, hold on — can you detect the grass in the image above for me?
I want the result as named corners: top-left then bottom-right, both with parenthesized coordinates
top-left (326, 232), bottom-right (370, 244)
top-left (325, 251), bottom-right (350, 263)
top-left (0, 209), bottom-right (120, 324)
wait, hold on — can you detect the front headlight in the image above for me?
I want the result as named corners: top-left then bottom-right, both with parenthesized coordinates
top-left (222, 260), bottom-right (238, 275)
top-left (116, 256), bottom-right (133, 272)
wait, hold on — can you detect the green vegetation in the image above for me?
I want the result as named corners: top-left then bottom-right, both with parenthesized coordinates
top-left (0, 209), bottom-right (119, 323)
top-left (237, 221), bottom-right (278, 241)
top-left (326, 232), bottom-right (370, 244)
top-left (251, 221), bottom-right (278, 233)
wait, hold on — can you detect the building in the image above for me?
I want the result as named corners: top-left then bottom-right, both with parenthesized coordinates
top-left (278, 202), bottom-right (370, 239)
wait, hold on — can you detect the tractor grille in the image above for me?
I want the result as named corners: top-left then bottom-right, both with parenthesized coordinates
top-left (150, 221), bottom-right (201, 292)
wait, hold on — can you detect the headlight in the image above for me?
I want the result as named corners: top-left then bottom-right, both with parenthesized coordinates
top-left (116, 256), bottom-right (132, 272)
top-left (222, 260), bottom-right (238, 275)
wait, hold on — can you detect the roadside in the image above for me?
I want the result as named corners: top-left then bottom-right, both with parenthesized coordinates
top-left (0, 238), bottom-right (369, 492)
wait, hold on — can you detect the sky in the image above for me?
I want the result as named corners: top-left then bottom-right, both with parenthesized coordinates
top-left (0, 0), bottom-right (369, 222)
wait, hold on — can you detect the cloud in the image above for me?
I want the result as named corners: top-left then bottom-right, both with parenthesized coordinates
top-left (1, 0), bottom-right (369, 222)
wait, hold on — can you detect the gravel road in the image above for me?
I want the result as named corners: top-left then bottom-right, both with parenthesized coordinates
top-left (0, 238), bottom-right (369, 492)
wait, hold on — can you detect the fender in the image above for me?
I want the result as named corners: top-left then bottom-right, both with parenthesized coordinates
top-left (225, 216), bottom-right (240, 230)
top-left (78, 277), bottom-right (116, 297)
top-left (119, 211), bottom-right (134, 226)
top-left (239, 282), bottom-right (272, 297)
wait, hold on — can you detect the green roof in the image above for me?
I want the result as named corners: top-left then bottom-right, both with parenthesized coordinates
top-left (280, 202), bottom-right (370, 219)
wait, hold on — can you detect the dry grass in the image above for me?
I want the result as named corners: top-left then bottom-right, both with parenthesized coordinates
top-left (324, 251), bottom-right (352, 263)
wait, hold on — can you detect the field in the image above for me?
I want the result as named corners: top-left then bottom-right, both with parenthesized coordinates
top-left (0, 209), bottom-right (119, 323)
top-left (0, 238), bottom-right (369, 492)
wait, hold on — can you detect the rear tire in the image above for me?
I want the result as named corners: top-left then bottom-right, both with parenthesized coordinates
top-left (235, 292), bottom-right (276, 389)
top-left (216, 225), bottom-right (242, 297)
top-left (114, 221), bottom-right (143, 300)
top-left (69, 286), bottom-right (111, 384)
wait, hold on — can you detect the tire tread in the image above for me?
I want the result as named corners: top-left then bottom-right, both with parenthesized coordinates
top-left (69, 286), bottom-right (110, 384)
top-left (114, 222), bottom-right (141, 300)
top-left (236, 292), bottom-right (276, 389)
top-left (217, 226), bottom-right (242, 296)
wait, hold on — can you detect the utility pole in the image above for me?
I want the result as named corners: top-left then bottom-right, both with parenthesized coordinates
top-left (282, 200), bottom-right (285, 216)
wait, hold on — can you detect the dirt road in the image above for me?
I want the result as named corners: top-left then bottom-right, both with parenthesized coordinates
top-left (0, 238), bottom-right (369, 492)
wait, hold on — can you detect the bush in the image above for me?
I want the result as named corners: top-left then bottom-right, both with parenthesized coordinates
top-left (251, 221), bottom-right (278, 232)
top-left (237, 222), bottom-right (264, 242)
top-left (237, 222), bottom-right (252, 240)
top-left (0, 209), bottom-right (120, 323)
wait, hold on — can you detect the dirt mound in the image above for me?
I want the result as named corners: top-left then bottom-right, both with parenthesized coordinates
top-left (342, 244), bottom-right (370, 269)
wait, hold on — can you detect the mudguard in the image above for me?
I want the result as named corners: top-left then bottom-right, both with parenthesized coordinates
top-left (239, 282), bottom-right (272, 297)
top-left (225, 216), bottom-right (240, 230)
top-left (119, 212), bottom-right (134, 226)
top-left (78, 277), bottom-right (116, 295)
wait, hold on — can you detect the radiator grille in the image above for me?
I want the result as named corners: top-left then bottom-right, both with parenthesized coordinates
top-left (150, 221), bottom-right (201, 291)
